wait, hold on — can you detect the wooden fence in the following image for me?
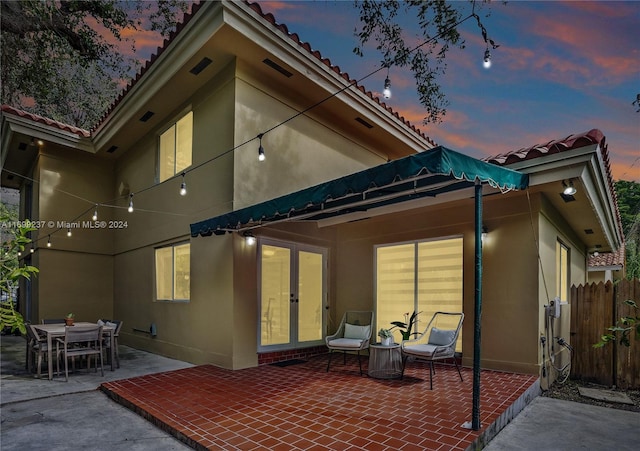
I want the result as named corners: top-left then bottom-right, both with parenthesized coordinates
top-left (570, 279), bottom-right (640, 389)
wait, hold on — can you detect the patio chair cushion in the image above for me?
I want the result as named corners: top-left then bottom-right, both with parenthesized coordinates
top-left (428, 327), bottom-right (456, 346)
top-left (344, 324), bottom-right (371, 340)
top-left (403, 343), bottom-right (450, 358)
top-left (328, 338), bottom-right (365, 348)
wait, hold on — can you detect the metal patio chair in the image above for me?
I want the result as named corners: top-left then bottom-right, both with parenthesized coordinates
top-left (326, 311), bottom-right (374, 376)
top-left (401, 311), bottom-right (464, 389)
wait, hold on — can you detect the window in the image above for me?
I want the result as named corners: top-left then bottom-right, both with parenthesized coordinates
top-left (158, 111), bottom-right (193, 182)
top-left (155, 242), bottom-right (190, 301)
top-left (556, 240), bottom-right (569, 302)
top-left (375, 237), bottom-right (463, 350)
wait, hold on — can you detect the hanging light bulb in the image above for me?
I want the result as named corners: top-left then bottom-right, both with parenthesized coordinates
top-left (258, 134), bottom-right (265, 161)
top-left (483, 48), bottom-right (491, 69)
top-left (92, 205), bottom-right (98, 221)
top-left (180, 173), bottom-right (187, 196)
top-left (30, 245), bottom-right (34, 253)
top-left (563, 180), bottom-right (577, 196)
top-left (383, 76), bottom-right (391, 99)
top-left (67, 228), bottom-right (72, 237)
top-left (47, 235), bottom-right (52, 247)
top-left (128, 193), bottom-right (134, 213)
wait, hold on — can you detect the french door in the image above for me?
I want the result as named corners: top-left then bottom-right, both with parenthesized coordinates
top-left (258, 239), bottom-right (327, 351)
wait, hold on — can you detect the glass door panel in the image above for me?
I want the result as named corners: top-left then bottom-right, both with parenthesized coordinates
top-left (298, 250), bottom-right (323, 343)
top-left (260, 244), bottom-right (291, 346)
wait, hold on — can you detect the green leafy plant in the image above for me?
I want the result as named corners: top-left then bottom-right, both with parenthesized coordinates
top-left (593, 300), bottom-right (639, 348)
top-left (390, 311), bottom-right (420, 340)
top-left (65, 313), bottom-right (74, 319)
top-left (1, 209), bottom-right (39, 335)
top-left (378, 328), bottom-right (393, 339)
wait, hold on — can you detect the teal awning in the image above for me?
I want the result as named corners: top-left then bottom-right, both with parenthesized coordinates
top-left (190, 146), bottom-right (528, 237)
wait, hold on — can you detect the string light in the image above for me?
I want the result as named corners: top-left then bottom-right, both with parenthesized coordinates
top-left (483, 48), bottom-right (491, 69)
top-left (180, 173), bottom-right (187, 196)
top-left (258, 134), bottom-right (265, 161)
top-left (8, 7), bottom-right (491, 251)
top-left (30, 245), bottom-right (34, 253)
top-left (383, 66), bottom-right (391, 99)
top-left (92, 205), bottom-right (98, 221)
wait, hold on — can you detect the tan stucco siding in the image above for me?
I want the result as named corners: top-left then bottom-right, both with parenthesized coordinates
top-left (538, 193), bottom-right (587, 384)
top-left (232, 62), bottom-right (387, 209)
top-left (28, 146), bottom-right (114, 323)
top-left (37, 250), bottom-right (114, 323)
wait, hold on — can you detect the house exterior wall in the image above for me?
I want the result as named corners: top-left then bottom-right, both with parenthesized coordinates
top-left (110, 61), bottom-right (238, 365)
top-left (232, 60), bottom-right (387, 209)
top-left (108, 57), bottom-right (404, 367)
top-left (537, 193), bottom-right (587, 384)
top-left (28, 146), bottom-right (114, 323)
top-left (328, 191), bottom-right (587, 376)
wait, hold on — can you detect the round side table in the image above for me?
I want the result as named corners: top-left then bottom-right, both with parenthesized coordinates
top-left (368, 343), bottom-right (402, 379)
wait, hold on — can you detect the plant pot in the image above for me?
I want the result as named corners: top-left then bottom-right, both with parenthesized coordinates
top-left (381, 337), bottom-right (391, 346)
top-left (65, 318), bottom-right (74, 326)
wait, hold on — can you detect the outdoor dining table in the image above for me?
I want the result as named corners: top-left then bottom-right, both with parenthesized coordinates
top-left (33, 321), bottom-right (116, 380)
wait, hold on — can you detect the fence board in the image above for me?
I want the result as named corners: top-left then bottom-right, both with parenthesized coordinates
top-left (570, 279), bottom-right (639, 389)
top-left (570, 281), bottom-right (614, 385)
top-left (616, 279), bottom-right (640, 389)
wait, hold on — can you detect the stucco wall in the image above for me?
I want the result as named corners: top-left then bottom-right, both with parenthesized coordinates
top-left (111, 63), bottom-right (237, 364)
top-left (331, 190), bottom-right (580, 376)
top-left (29, 146), bottom-right (114, 323)
top-left (232, 61), bottom-right (387, 209)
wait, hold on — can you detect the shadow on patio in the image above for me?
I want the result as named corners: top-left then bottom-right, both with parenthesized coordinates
top-left (101, 354), bottom-right (539, 450)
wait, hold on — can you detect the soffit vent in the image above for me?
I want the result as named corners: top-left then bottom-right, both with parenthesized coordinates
top-left (107, 145), bottom-right (118, 154)
top-left (190, 57), bottom-right (213, 75)
top-left (139, 111), bottom-right (155, 122)
top-left (262, 58), bottom-right (293, 78)
top-left (584, 229), bottom-right (594, 235)
top-left (355, 117), bottom-right (373, 129)
top-left (18, 142), bottom-right (27, 151)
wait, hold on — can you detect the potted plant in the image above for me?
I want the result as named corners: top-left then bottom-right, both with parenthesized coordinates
top-left (390, 311), bottom-right (420, 341)
top-left (65, 313), bottom-right (75, 326)
top-left (378, 328), bottom-right (393, 346)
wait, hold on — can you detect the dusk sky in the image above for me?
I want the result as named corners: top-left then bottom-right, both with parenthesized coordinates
top-left (134, 1), bottom-right (639, 182)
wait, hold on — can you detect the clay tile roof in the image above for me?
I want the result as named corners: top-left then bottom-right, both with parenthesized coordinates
top-left (588, 243), bottom-right (625, 268)
top-left (1, 105), bottom-right (90, 138)
top-left (93, 1), bottom-right (436, 146)
top-left (484, 128), bottom-right (624, 249)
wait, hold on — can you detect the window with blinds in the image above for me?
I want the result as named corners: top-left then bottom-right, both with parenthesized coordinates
top-left (376, 236), bottom-right (463, 350)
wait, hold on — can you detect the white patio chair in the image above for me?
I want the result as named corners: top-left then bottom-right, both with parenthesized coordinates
top-left (401, 311), bottom-right (464, 389)
top-left (326, 311), bottom-right (374, 376)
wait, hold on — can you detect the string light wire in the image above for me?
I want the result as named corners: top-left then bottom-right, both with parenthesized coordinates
top-left (5, 1), bottom-right (494, 249)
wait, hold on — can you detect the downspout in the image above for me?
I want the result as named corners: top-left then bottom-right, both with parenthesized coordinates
top-left (472, 179), bottom-right (483, 430)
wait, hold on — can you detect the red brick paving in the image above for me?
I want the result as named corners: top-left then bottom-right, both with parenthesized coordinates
top-left (101, 355), bottom-right (538, 450)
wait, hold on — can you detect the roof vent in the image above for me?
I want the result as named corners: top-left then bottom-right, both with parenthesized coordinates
top-left (584, 229), bottom-right (594, 235)
top-left (139, 111), bottom-right (155, 122)
top-left (355, 117), bottom-right (373, 129)
top-left (107, 145), bottom-right (118, 154)
top-left (190, 57), bottom-right (212, 75)
top-left (262, 58), bottom-right (293, 78)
